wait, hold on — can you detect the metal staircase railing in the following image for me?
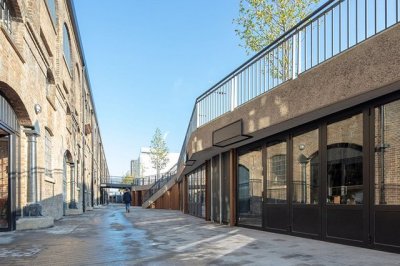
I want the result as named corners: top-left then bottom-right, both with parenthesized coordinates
top-left (143, 164), bottom-right (177, 203)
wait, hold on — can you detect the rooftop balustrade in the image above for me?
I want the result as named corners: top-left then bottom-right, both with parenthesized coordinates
top-left (177, 0), bottom-right (400, 172)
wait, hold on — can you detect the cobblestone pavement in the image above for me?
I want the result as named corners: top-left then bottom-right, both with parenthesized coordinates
top-left (0, 205), bottom-right (399, 266)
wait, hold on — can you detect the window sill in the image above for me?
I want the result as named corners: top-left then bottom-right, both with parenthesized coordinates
top-left (44, 175), bottom-right (55, 184)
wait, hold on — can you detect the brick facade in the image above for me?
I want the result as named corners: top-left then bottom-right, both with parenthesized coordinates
top-left (0, 0), bottom-right (109, 229)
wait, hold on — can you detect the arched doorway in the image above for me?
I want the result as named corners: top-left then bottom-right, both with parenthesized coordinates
top-left (0, 89), bottom-right (25, 231)
top-left (0, 131), bottom-right (10, 231)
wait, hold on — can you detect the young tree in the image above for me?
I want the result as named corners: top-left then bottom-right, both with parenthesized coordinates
top-left (234, 0), bottom-right (319, 54)
top-left (234, 0), bottom-right (319, 80)
top-left (121, 171), bottom-right (134, 185)
top-left (150, 128), bottom-right (169, 179)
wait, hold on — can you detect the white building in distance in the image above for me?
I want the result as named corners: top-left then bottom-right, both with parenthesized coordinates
top-left (136, 147), bottom-right (179, 178)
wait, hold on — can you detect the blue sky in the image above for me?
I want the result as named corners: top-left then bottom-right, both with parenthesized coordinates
top-left (73, 1), bottom-right (249, 176)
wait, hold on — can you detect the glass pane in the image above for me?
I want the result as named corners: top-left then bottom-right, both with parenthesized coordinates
top-left (266, 141), bottom-right (287, 203)
top-left (0, 135), bottom-right (9, 229)
top-left (201, 165), bottom-right (205, 218)
top-left (238, 147), bottom-right (262, 227)
top-left (211, 155), bottom-right (220, 222)
top-left (327, 113), bottom-right (363, 205)
top-left (292, 129), bottom-right (319, 204)
top-left (221, 152), bottom-right (230, 223)
top-left (47, 0), bottom-right (57, 25)
top-left (375, 100), bottom-right (400, 205)
top-left (63, 25), bottom-right (72, 70)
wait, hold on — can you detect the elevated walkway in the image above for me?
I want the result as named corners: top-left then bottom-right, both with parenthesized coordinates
top-left (100, 176), bottom-right (132, 189)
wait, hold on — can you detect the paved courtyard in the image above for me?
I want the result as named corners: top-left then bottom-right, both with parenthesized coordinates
top-left (0, 205), bottom-right (399, 265)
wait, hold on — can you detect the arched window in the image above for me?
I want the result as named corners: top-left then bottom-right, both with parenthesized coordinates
top-left (0, 0), bottom-right (12, 34)
top-left (63, 24), bottom-right (72, 71)
top-left (46, 0), bottom-right (57, 25)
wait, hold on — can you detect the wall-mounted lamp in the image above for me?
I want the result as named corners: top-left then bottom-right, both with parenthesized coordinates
top-left (34, 104), bottom-right (42, 114)
top-left (299, 144), bottom-right (305, 151)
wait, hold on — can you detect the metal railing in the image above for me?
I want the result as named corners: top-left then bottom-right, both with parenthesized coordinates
top-left (143, 164), bottom-right (178, 202)
top-left (0, 0), bottom-right (12, 34)
top-left (196, 0), bottom-right (400, 127)
top-left (176, 0), bottom-right (400, 178)
top-left (133, 175), bottom-right (159, 186)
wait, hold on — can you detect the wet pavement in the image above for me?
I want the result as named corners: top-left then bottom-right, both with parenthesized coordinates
top-left (0, 205), bottom-right (399, 265)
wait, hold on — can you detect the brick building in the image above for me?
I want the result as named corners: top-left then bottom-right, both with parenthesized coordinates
top-left (0, 0), bottom-right (109, 231)
top-left (144, 0), bottom-right (400, 253)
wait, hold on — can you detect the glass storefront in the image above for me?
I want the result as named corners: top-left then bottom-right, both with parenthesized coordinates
top-left (187, 165), bottom-right (206, 218)
top-left (188, 94), bottom-right (400, 251)
top-left (292, 129), bottom-right (319, 204)
top-left (231, 98), bottom-right (400, 249)
top-left (221, 152), bottom-right (230, 223)
top-left (327, 114), bottom-right (363, 205)
top-left (266, 141), bottom-right (287, 204)
top-left (374, 100), bottom-right (400, 205)
top-left (237, 147), bottom-right (263, 227)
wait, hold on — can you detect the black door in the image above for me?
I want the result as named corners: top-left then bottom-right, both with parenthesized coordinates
top-left (263, 140), bottom-right (289, 232)
top-left (371, 101), bottom-right (400, 252)
top-left (290, 128), bottom-right (321, 237)
top-left (323, 113), bottom-right (366, 243)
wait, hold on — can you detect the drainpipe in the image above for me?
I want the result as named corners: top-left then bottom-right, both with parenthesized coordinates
top-left (82, 66), bottom-right (86, 212)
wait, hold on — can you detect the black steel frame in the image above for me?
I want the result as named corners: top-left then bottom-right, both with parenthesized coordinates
top-left (235, 89), bottom-right (400, 253)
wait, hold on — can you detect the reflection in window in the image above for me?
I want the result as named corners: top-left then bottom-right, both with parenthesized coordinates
top-left (63, 24), bottom-right (72, 71)
top-left (221, 152), bottom-right (230, 223)
top-left (327, 114), bottom-right (363, 205)
top-left (375, 100), bottom-right (400, 205)
top-left (266, 142), bottom-right (287, 203)
top-left (187, 165), bottom-right (206, 218)
top-left (0, 0), bottom-right (12, 34)
top-left (0, 135), bottom-right (9, 229)
top-left (292, 129), bottom-right (319, 204)
top-left (237, 147), bottom-right (262, 227)
top-left (211, 156), bottom-right (220, 222)
top-left (47, 0), bottom-right (57, 25)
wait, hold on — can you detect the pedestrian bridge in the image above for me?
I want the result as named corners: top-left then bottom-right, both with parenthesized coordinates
top-left (100, 176), bottom-right (132, 189)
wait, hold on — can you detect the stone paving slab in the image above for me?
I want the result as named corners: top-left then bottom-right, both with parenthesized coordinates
top-left (0, 205), bottom-right (399, 265)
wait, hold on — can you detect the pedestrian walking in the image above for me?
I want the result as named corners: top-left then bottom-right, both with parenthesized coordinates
top-left (122, 188), bottom-right (132, 213)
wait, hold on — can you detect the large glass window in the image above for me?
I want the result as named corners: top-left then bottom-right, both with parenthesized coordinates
top-left (292, 129), bottom-right (319, 204)
top-left (187, 165), bottom-right (206, 218)
top-left (46, 0), bottom-right (57, 26)
top-left (375, 100), bottom-right (400, 205)
top-left (221, 152), bottom-right (230, 223)
top-left (0, 0), bottom-right (12, 34)
top-left (266, 142), bottom-right (287, 203)
top-left (327, 114), bottom-right (363, 205)
top-left (211, 155), bottom-right (220, 222)
top-left (63, 24), bottom-right (72, 71)
top-left (237, 147), bottom-right (263, 227)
